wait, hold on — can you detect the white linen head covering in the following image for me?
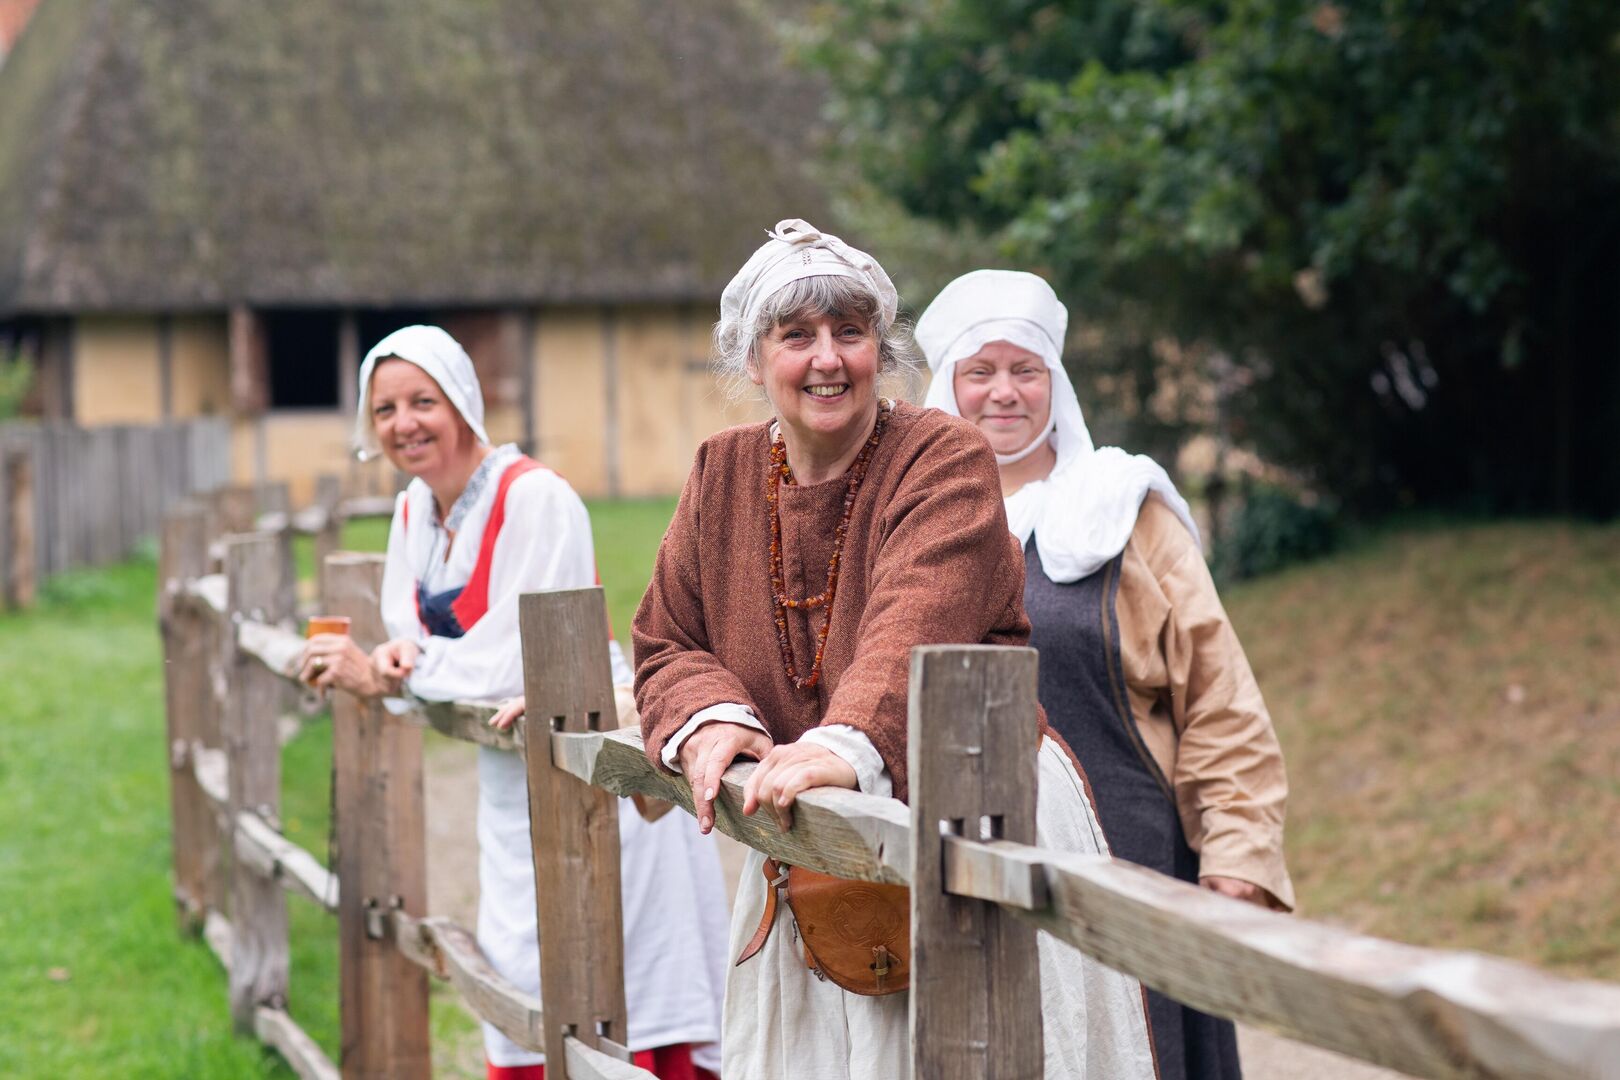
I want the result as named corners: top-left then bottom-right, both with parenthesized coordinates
top-left (353, 325), bottom-right (491, 462)
top-left (720, 218), bottom-right (899, 331)
top-left (917, 269), bottom-right (1200, 582)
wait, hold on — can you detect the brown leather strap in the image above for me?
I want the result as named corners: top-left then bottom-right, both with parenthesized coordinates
top-left (734, 858), bottom-right (788, 966)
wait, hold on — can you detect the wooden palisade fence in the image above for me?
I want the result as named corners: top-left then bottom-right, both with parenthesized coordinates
top-left (158, 503), bottom-right (1620, 1080)
top-left (0, 419), bottom-right (232, 608)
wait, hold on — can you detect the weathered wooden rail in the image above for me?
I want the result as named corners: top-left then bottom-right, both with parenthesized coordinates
top-left (159, 502), bottom-right (1620, 1080)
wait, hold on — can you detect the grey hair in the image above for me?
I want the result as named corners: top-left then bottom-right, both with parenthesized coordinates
top-left (712, 275), bottom-right (922, 402)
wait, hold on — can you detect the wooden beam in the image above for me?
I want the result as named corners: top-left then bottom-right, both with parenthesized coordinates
top-left (550, 728), bottom-right (910, 885)
top-left (563, 1035), bottom-right (658, 1080)
top-left (159, 502), bottom-right (215, 931)
top-left (1003, 848), bottom-right (1620, 1080)
top-left (237, 618), bottom-right (304, 681)
top-left (228, 306), bottom-right (269, 416)
top-left (256, 1007), bottom-right (342, 1080)
top-left (392, 912), bottom-right (546, 1053)
top-left (234, 810), bottom-right (340, 914)
top-left (311, 475), bottom-right (343, 609)
top-left (2, 445), bottom-right (35, 607)
top-left (222, 532), bottom-right (291, 1030)
top-left (520, 587), bottom-right (628, 1077)
top-left (338, 314), bottom-right (359, 418)
top-left (199, 910), bottom-right (342, 1080)
top-left (907, 645), bottom-right (1044, 1080)
top-left (328, 552), bottom-right (430, 1079)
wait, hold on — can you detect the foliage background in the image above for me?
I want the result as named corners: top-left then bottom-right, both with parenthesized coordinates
top-left (796, 0), bottom-right (1620, 519)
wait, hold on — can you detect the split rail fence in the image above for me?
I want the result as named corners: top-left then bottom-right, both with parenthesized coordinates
top-left (0, 419), bottom-right (232, 607)
top-left (158, 501), bottom-right (1620, 1080)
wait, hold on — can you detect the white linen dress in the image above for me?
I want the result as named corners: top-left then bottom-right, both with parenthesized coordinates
top-left (380, 445), bottom-right (730, 1071)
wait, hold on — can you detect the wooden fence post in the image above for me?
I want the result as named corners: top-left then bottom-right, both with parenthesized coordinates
top-left (328, 552), bottom-right (431, 1080)
top-left (2, 444), bottom-right (35, 609)
top-left (222, 532), bottom-right (292, 1031)
top-left (160, 502), bottom-right (216, 932)
top-left (217, 485), bottom-right (260, 535)
top-left (519, 587), bottom-right (629, 1076)
top-left (312, 475), bottom-right (343, 612)
top-left (258, 481), bottom-right (298, 622)
top-left (908, 645), bottom-right (1044, 1080)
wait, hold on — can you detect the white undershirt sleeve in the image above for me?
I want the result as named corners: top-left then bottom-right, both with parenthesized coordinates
top-left (798, 724), bottom-right (893, 798)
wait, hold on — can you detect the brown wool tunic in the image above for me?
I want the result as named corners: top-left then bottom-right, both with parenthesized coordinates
top-left (634, 401), bottom-right (1030, 803)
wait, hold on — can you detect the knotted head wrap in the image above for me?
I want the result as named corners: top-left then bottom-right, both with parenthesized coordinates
top-left (353, 325), bottom-right (490, 462)
top-left (720, 219), bottom-right (899, 333)
top-left (917, 270), bottom-right (1200, 582)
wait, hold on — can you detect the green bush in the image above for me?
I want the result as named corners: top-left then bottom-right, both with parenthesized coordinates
top-left (1215, 486), bottom-right (1340, 581)
top-left (0, 351), bottom-right (34, 420)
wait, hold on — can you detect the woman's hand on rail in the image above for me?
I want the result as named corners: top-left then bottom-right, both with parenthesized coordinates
top-left (371, 639), bottom-right (420, 689)
top-left (300, 635), bottom-right (386, 697)
top-left (678, 722), bottom-right (774, 836)
top-left (489, 696), bottom-right (525, 732)
top-left (742, 741), bottom-right (858, 833)
top-left (1199, 875), bottom-right (1279, 909)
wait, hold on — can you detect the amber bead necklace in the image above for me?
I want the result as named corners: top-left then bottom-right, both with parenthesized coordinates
top-left (767, 399), bottom-right (892, 690)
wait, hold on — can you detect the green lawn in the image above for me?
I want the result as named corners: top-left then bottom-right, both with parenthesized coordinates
top-left (0, 499), bottom-right (678, 1078)
top-left (2, 509), bottom-right (1616, 1076)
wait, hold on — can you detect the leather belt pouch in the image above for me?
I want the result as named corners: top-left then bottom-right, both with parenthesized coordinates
top-left (737, 859), bottom-right (910, 996)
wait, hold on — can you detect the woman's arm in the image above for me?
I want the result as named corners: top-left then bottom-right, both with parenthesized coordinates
top-left (1143, 498), bottom-right (1295, 911)
top-left (406, 470), bottom-right (597, 704)
top-left (633, 448), bottom-right (763, 765)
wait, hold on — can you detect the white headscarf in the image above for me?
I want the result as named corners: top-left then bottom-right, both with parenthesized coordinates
top-left (720, 219), bottom-right (898, 331)
top-left (917, 270), bottom-right (1199, 583)
top-left (353, 325), bottom-right (491, 462)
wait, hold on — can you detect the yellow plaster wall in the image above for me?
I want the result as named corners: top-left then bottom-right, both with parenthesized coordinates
top-left (614, 306), bottom-right (692, 498)
top-left (73, 316), bottom-right (163, 423)
top-left (169, 315), bottom-right (230, 418)
top-left (534, 308), bottom-right (609, 496)
top-left (533, 303), bottom-right (769, 499)
top-left (231, 412), bottom-right (355, 506)
top-left (678, 301), bottom-right (771, 447)
top-left (611, 303), bottom-right (769, 498)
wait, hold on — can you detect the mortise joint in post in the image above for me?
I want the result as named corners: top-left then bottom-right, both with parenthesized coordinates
top-left (364, 897), bottom-right (387, 940)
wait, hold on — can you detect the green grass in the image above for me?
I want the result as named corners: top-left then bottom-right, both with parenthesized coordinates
top-left (6, 508), bottom-right (1615, 1076)
top-left (0, 559), bottom-right (287, 1077)
top-left (1228, 519), bottom-right (1620, 979)
top-left (0, 498), bottom-right (678, 1078)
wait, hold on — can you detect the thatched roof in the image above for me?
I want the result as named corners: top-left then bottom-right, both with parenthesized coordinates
top-left (0, 0), bottom-right (831, 314)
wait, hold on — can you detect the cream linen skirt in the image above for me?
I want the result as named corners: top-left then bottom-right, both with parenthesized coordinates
top-left (721, 738), bottom-right (1157, 1079)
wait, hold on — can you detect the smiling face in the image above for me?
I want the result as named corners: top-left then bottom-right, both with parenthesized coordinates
top-left (367, 358), bottom-right (479, 485)
top-left (749, 309), bottom-right (881, 462)
top-left (951, 341), bottom-right (1053, 457)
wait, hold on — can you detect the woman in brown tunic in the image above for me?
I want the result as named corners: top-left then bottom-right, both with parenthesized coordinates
top-left (634, 220), bottom-right (1156, 1079)
top-left (918, 269), bottom-right (1296, 1080)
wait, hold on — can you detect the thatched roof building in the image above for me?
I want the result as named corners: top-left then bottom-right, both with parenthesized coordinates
top-left (0, 0), bottom-right (831, 498)
top-left (0, 0), bottom-right (827, 313)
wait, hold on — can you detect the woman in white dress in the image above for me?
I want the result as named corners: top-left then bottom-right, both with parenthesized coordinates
top-left (300, 325), bottom-right (730, 1080)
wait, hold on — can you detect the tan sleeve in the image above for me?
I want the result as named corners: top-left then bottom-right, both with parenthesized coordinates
top-left (1136, 497), bottom-right (1296, 911)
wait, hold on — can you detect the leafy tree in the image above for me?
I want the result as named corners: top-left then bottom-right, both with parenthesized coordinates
top-left (799, 0), bottom-right (1620, 514)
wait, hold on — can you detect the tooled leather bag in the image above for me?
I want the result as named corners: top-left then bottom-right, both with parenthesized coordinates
top-left (735, 858), bottom-right (910, 996)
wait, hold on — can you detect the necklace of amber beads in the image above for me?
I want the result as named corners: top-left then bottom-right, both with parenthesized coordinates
top-left (766, 401), bottom-right (891, 690)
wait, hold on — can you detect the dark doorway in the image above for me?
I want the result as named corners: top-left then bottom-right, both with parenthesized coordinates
top-left (265, 309), bottom-right (340, 408)
top-left (358, 309), bottom-right (433, 357)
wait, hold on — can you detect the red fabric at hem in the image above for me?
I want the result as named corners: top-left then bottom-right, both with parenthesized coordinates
top-left (487, 1042), bottom-right (718, 1080)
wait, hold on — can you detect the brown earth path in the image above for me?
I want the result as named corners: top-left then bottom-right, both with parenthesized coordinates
top-left (421, 737), bottom-right (1403, 1079)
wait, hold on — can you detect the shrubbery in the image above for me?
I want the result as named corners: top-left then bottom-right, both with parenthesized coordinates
top-left (1214, 486), bottom-right (1340, 582)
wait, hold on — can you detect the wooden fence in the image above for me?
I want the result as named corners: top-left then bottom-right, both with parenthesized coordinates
top-left (158, 504), bottom-right (1620, 1080)
top-left (0, 419), bottom-right (232, 607)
